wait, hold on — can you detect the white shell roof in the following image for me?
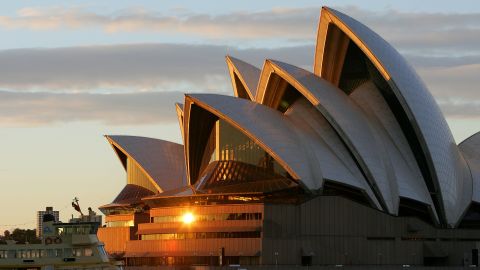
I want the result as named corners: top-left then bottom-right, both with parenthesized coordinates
top-left (102, 6), bottom-right (480, 228)
top-left (258, 59), bottom-right (398, 214)
top-left (314, 7), bottom-right (472, 226)
top-left (350, 81), bottom-right (437, 221)
top-left (106, 135), bottom-right (187, 192)
top-left (226, 56), bottom-right (261, 100)
top-left (185, 93), bottom-right (382, 210)
top-left (185, 93), bottom-right (320, 190)
top-left (175, 103), bottom-right (185, 143)
top-left (459, 132), bottom-right (480, 204)
top-left (285, 98), bottom-right (381, 209)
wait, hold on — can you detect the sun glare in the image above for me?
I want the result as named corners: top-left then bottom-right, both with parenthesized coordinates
top-left (182, 212), bottom-right (195, 224)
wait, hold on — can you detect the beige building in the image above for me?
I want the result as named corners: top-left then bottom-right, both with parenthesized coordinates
top-left (36, 207), bottom-right (59, 238)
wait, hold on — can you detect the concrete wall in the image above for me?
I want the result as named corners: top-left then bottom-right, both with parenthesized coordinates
top-left (263, 196), bottom-right (480, 266)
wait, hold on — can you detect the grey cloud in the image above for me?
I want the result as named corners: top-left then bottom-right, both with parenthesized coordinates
top-left (0, 44), bottom-right (314, 92)
top-left (1, 5), bottom-right (480, 94)
top-left (0, 91), bottom-right (186, 126)
top-left (1, 4), bottom-right (480, 125)
top-left (417, 64), bottom-right (480, 101)
top-left (0, 44), bottom-right (230, 92)
top-left (404, 54), bottom-right (480, 68)
top-left (438, 100), bottom-right (480, 119)
top-left (0, 6), bottom-right (319, 40)
top-left (1, 42), bottom-right (478, 100)
top-left (1, 6), bottom-right (480, 54)
top-left (0, 43), bottom-right (314, 126)
top-left (0, 50), bottom-right (478, 126)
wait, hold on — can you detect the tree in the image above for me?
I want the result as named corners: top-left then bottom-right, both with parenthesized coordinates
top-left (10, 228), bottom-right (40, 244)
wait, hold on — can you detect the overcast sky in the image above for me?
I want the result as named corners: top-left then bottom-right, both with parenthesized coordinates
top-left (1, 0), bottom-right (480, 231)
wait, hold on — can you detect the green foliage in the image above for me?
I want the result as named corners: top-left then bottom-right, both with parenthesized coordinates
top-left (1, 228), bottom-right (41, 244)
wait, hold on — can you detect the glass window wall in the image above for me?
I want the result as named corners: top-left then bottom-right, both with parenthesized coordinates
top-left (106, 220), bottom-right (134, 227)
top-left (214, 120), bottom-right (287, 176)
top-left (127, 158), bottom-right (157, 193)
top-left (141, 231), bottom-right (261, 240)
top-left (152, 212), bottom-right (262, 223)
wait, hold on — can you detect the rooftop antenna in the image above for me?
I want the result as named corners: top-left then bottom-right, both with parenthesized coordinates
top-left (72, 197), bottom-right (84, 216)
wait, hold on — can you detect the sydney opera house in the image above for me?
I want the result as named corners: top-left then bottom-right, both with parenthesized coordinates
top-left (97, 7), bottom-right (480, 267)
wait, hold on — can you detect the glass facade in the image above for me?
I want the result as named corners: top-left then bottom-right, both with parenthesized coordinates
top-left (106, 220), bottom-right (134, 227)
top-left (152, 212), bottom-right (262, 223)
top-left (214, 120), bottom-right (287, 176)
top-left (127, 256), bottom-right (259, 267)
top-left (196, 120), bottom-right (293, 192)
top-left (141, 231), bottom-right (261, 240)
top-left (127, 158), bottom-right (157, 193)
top-left (101, 208), bottom-right (135, 216)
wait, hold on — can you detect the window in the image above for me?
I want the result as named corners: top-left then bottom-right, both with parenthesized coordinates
top-left (57, 224), bottom-right (96, 234)
top-left (215, 120), bottom-right (287, 176)
top-left (84, 248), bottom-right (93, 257)
top-left (152, 212), bottom-right (262, 223)
top-left (64, 248), bottom-right (73, 257)
top-left (17, 250), bottom-right (31, 258)
top-left (30, 249), bottom-right (40, 258)
top-left (141, 231), bottom-right (261, 240)
top-left (46, 249), bottom-right (55, 257)
top-left (106, 220), bottom-right (134, 227)
top-left (127, 158), bottom-right (157, 192)
top-left (55, 249), bottom-right (63, 257)
top-left (73, 248), bottom-right (83, 257)
top-left (98, 245), bottom-right (107, 256)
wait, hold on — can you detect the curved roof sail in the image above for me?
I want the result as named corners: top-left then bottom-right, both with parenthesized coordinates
top-left (183, 93), bottom-right (319, 190)
top-left (285, 98), bottom-right (381, 210)
top-left (106, 135), bottom-right (187, 193)
top-left (175, 103), bottom-right (185, 143)
top-left (459, 132), bottom-right (480, 204)
top-left (313, 7), bottom-right (471, 227)
top-left (226, 56), bottom-right (261, 100)
top-left (257, 59), bottom-right (399, 214)
top-left (183, 93), bottom-right (381, 209)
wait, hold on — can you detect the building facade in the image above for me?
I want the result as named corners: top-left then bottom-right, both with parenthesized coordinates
top-left (98, 7), bottom-right (480, 267)
top-left (36, 207), bottom-right (60, 238)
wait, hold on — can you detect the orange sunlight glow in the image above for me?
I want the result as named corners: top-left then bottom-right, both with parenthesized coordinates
top-left (182, 212), bottom-right (195, 224)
